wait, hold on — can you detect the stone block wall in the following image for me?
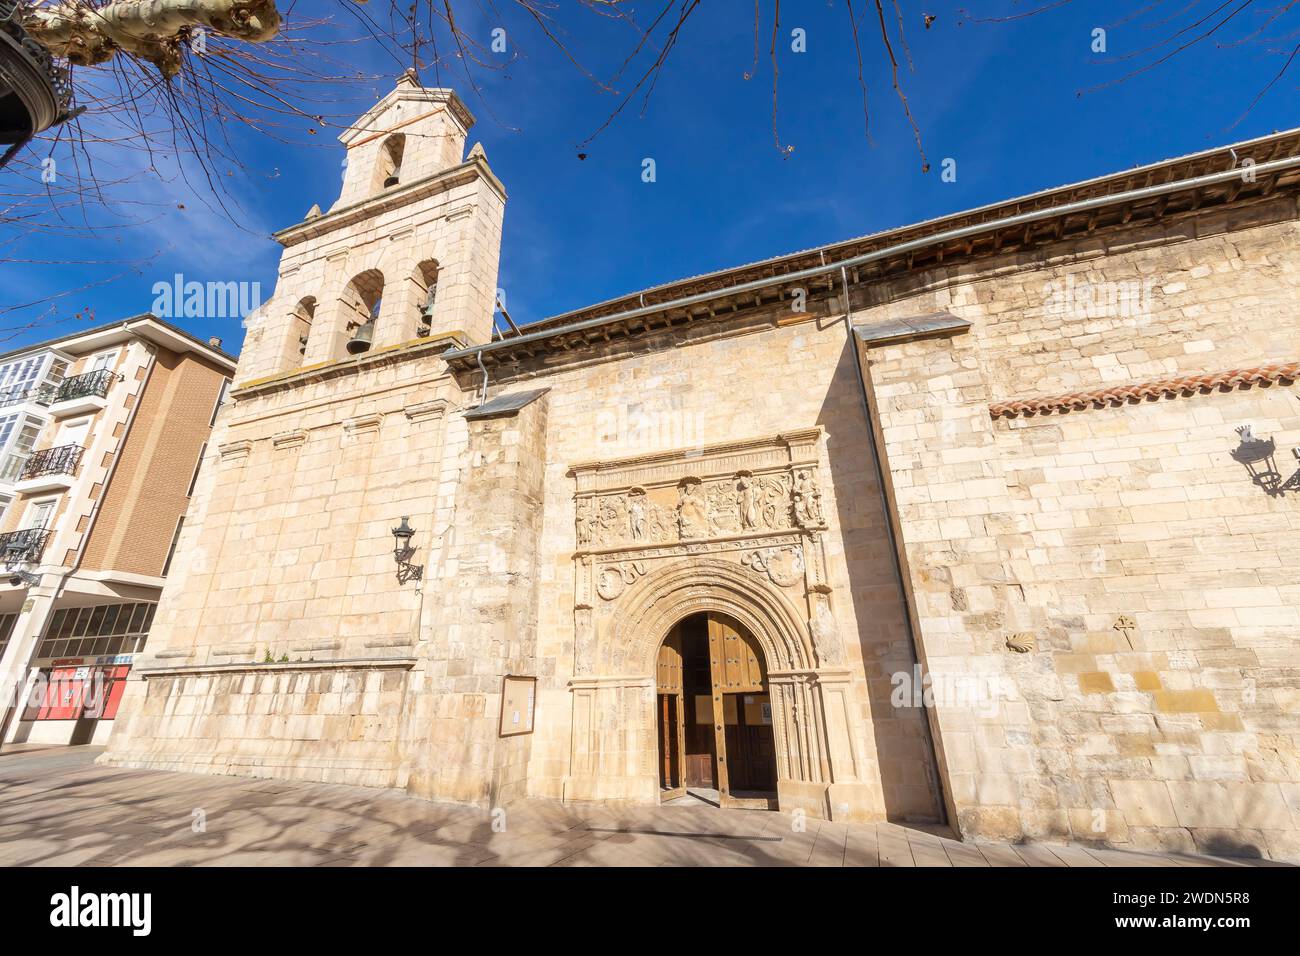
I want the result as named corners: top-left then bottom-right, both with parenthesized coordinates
top-left (855, 196), bottom-right (1300, 860)
top-left (105, 663), bottom-right (412, 787)
top-left (406, 393), bottom-right (548, 807)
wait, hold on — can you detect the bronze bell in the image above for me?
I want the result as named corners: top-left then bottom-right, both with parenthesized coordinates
top-left (346, 319), bottom-right (375, 354)
top-left (383, 174), bottom-right (400, 188)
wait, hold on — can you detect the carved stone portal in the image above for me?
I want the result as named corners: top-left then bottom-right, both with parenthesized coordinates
top-left (564, 430), bottom-right (871, 820)
top-left (569, 429), bottom-right (844, 671)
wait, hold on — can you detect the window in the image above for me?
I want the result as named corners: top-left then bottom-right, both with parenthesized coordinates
top-left (0, 612), bottom-right (17, 662)
top-left (0, 493), bottom-right (11, 527)
top-left (162, 517), bottom-right (184, 576)
top-left (290, 297), bottom-right (316, 362)
top-left (27, 499), bottom-right (55, 530)
top-left (34, 600), bottom-right (158, 661)
top-left (89, 350), bottom-right (117, 373)
top-left (414, 260), bottom-right (439, 337)
top-left (209, 378), bottom-right (231, 427)
top-left (0, 355), bottom-right (46, 405)
top-left (339, 269), bottom-right (385, 357)
top-left (1, 417), bottom-right (45, 483)
top-left (374, 134), bottom-right (406, 191)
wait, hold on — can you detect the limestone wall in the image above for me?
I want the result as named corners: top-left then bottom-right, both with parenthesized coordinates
top-left (100, 343), bottom-right (466, 784)
top-left (105, 663), bottom-right (412, 787)
top-left (512, 308), bottom-right (943, 822)
top-left (856, 195), bottom-right (1300, 860)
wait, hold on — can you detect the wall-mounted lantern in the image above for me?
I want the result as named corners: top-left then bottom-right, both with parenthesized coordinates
top-left (392, 516), bottom-right (423, 583)
top-left (1231, 425), bottom-right (1300, 497)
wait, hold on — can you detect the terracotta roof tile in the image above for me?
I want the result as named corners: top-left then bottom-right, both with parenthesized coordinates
top-left (989, 362), bottom-right (1300, 419)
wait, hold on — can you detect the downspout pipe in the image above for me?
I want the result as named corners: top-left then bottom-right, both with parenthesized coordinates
top-left (0, 326), bottom-right (157, 744)
top-left (444, 152), bottom-right (1300, 364)
top-left (476, 349), bottom-right (489, 406)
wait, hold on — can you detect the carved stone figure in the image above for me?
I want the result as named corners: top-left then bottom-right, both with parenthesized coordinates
top-left (793, 468), bottom-right (824, 527)
top-left (575, 498), bottom-right (594, 546)
top-left (628, 489), bottom-right (647, 540)
top-left (597, 496), bottom-right (626, 544)
top-left (707, 482), bottom-right (739, 534)
top-left (742, 545), bottom-right (805, 588)
top-left (758, 474), bottom-right (793, 528)
top-left (677, 480), bottom-right (708, 539)
top-left (736, 473), bottom-right (760, 530)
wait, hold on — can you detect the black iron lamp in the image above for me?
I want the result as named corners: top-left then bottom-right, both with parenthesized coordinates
top-left (0, 2), bottom-right (75, 168)
top-left (391, 516), bottom-right (422, 583)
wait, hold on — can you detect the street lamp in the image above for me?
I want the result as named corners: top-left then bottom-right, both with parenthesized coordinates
top-left (391, 516), bottom-right (422, 583)
top-left (0, 2), bottom-right (74, 168)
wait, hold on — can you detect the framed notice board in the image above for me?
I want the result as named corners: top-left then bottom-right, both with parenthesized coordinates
top-left (499, 675), bottom-right (537, 737)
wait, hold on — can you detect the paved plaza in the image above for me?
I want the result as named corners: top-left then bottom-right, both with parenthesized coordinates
top-left (0, 746), bottom-right (1281, 867)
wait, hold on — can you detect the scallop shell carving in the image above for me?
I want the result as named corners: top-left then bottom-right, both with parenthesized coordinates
top-left (1005, 632), bottom-right (1035, 654)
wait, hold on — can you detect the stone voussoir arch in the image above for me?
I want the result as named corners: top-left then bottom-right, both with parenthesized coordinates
top-left (603, 556), bottom-right (816, 676)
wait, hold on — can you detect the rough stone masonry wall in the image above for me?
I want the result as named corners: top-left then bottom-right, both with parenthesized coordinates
top-left (857, 196), bottom-right (1300, 861)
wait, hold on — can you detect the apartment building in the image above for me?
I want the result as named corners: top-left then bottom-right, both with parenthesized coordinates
top-left (0, 316), bottom-right (235, 746)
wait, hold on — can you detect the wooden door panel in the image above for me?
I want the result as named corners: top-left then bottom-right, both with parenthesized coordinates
top-left (656, 626), bottom-right (683, 693)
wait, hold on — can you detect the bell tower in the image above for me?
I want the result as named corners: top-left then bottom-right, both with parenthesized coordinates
top-left (238, 73), bottom-right (506, 382)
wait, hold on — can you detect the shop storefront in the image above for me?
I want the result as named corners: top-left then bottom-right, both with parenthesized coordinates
top-left (5, 601), bottom-right (155, 746)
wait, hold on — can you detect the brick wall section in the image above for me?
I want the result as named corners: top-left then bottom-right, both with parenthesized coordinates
top-left (80, 347), bottom-right (229, 577)
top-left (857, 195), bottom-right (1300, 860)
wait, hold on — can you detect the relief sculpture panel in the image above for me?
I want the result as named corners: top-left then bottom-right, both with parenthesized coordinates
top-left (568, 429), bottom-right (845, 672)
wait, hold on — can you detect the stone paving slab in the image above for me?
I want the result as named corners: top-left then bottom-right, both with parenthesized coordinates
top-left (0, 746), bottom-right (1282, 868)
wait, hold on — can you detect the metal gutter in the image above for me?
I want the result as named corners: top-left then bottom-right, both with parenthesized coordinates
top-left (444, 152), bottom-right (1300, 364)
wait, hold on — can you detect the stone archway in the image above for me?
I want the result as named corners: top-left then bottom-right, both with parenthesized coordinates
top-left (565, 556), bottom-right (873, 820)
top-left (606, 557), bottom-right (815, 676)
top-left (563, 430), bottom-right (886, 821)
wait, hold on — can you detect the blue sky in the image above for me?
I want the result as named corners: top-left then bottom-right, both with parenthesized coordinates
top-left (2, 1), bottom-right (1297, 353)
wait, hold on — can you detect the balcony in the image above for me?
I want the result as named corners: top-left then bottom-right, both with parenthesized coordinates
top-left (0, 383), bottom-right (55, 412)
top-left (0, 527), bottom-right (50, 569)
top-left (48, 369), bottom-right (115, 417)
top-left (13, 443), bottom-right (82, 494)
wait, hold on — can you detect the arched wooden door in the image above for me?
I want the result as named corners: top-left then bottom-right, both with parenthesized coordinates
top-left (708, 614), bottom-right (777, 808)
top-left (656, 613), bottom-right (777, 809)
top-left (656, 623), bottom-right (686, 800)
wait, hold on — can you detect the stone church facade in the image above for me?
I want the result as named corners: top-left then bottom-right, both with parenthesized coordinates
top-left (101, 77), bottom-right (1300, 861)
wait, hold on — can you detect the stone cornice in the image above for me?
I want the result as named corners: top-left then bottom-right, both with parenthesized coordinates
top-left (569, 427), bottom-right (823, 491)
top-left (272, 156), bottom-right (505, 247)
top-left (231, 332), bottom-right (466, 400)
top-left (137, 657), bottom-right (417, 677)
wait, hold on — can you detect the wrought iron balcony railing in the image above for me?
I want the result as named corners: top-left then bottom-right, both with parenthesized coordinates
top-left (0, 382), bottom-right (55, 409)
top-left (0, 526), bottom-right (49, 567)
top-left (52, 368), bottom-right (114, 404)
top-left (20, 443), bottom-right (81, 480)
